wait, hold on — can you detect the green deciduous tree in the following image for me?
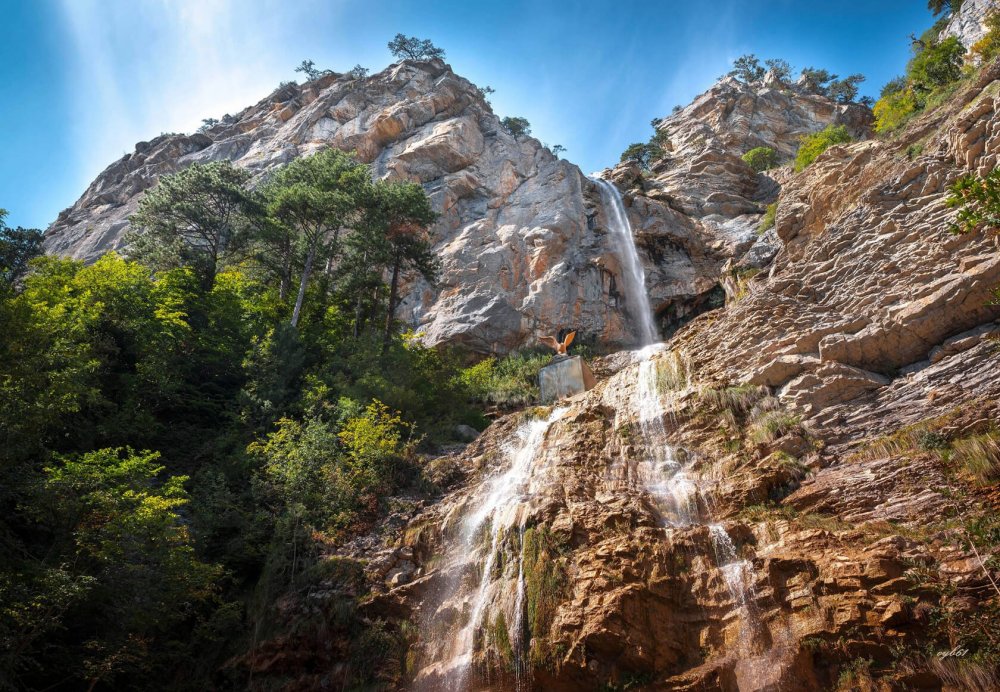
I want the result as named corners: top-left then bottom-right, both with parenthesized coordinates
top-left (909, 35), bottom-right (965, 92)
top-left (0, 209), bottom-right (42, 289)
top-left (387, 34), bottom-right (445, 61)
top-left (128, 161), bottom-right (261, 290)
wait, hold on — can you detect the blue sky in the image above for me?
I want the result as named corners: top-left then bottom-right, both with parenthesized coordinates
top-left (2, 0), bottom-right (936, 230)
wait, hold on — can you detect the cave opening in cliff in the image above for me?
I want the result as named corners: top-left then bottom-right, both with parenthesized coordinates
top-left (657, 283), bottom-right (726, 339)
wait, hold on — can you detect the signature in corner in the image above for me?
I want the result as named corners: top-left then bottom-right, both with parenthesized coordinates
top-left (936, 646), bottom-right (969, 659)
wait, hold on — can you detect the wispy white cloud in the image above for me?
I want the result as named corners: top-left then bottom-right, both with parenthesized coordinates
top-left (56, 0), bottom-right (337, 190)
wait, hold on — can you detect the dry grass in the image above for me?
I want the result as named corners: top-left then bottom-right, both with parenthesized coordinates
top-left (927, 657), bottom-right (1000, 692)
top-left (952, 432), bottom-right (1000, 486)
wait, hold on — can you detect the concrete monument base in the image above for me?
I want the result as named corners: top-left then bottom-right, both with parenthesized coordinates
top-left (539, 355), bottom-right (596, 403)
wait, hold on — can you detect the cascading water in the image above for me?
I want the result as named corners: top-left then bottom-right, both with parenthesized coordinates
top-left (594, 176), bottom-right (703, 524)
top-left (593, 177), bottom-right (659, 347)
top-left (594, 176), bottom-right (764, 659)
top-left (421, 407), bottom-right (568, 691)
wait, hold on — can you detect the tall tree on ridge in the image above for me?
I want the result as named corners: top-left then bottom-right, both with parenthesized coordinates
top-left (265, 149), bottom-right (371, 328)
top-left (128, 161), bottom-right (260, 290)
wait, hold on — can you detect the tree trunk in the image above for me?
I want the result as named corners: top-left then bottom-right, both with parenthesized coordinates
top-left (291, 241), bottom-right (317, 328)
top-left (382, 252), bottom-right (401, 352)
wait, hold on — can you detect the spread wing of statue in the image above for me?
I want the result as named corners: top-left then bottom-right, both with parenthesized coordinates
top-left (539, 330), bottom-right (576, 355)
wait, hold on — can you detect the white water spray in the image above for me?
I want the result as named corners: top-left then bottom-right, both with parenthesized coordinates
top-left (593, 177), bottom-right (659, 347)
top-left (428, 407), bottom-right (568, 691)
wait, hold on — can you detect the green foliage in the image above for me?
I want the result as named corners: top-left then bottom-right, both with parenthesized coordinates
top-left (909, 36), bottom-right (965, 92)
top-left (972, 10), bottom-right (1000, 62)
top-left (501, 116), bottom-right (531, 137)
top-left (946, 168), bottom-right (1000, 234)
top-left (741, 146), bottom-right (778, 172)
top-left (0, 136), bottom-right (460, 687)
top-left (794, 124), bottom-right (852, 171)
top-left (928, 0), bottom-right (961, 16)
top-left (759, 202), bottom-right (778, 233)
top-left (729, 54), bottom-right (765, 83)
top-left (522, 526), bottom-right (568, 667)
top-left (799, 67), bottom-right (836, 95)
top-left (873, 87), bottom-right (920, 133)
top-left (827, 73), bottom-right (866, 103)
top-left (0, 209), bottom-right (43, 288)
top-left (874, 30), bottom-right (968, 135)
top-left (459, 350), bottom-right (550, 409)
top-left (294, 59), bottom-right (331, 81)
top-left (128, 161), bottom-right (261, 289)
top-left (620, 142), bottom-right (663, 170)
top-left (2, 448), bottom-right (220, 689)
top-left (387, 33), bottom-right (446, 61)
top-left (764, 58), bottom-right (792, 83)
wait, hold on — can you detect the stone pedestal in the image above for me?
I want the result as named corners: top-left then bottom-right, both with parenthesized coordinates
top-left (539, 355), bottom-right (597, 402)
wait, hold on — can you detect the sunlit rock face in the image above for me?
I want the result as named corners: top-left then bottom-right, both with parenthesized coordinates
top-left (601, 73), bottom-right (873, 331)
top-left (43, 56), bottom-right (868, 354)
top-left (941, 0), bottom-right (995, 48)
top-left (42, 59), bottom-right (709, 353)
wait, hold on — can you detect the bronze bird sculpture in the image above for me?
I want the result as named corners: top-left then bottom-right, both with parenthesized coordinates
top-left (539, 330), bottom-right (576, 355)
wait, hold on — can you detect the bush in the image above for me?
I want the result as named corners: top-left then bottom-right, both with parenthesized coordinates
top-left (873, 88), bottom-right (920, 134)
top-left (620, 142), bottom-right (663, 170)
top-left (946, 168), bottom-right (1000, 234)
top-left (741, 147), bottom-right (778, 172)
top-left (909, 36), bottom-right (965, 92)
top-left (759, 203), bottom-right (778, 233)
top-left (972, 11), bottom-right (1000, 63)
top-left (458, 351), bottom-right (550, 409)
top-left (500, 116), bottom-right (531, 138)
top-left (794, 125), bottom-right (852, 171)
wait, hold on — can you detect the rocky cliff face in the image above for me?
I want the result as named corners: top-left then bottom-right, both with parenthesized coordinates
top-left (943, 0), bottom-right (995, 48)
top-left (242, 42), bottom-right (1000, 692)
top-left (603, 75), bottom-right (872, 328)
top-left (43, 60), bottom-right (860, 352)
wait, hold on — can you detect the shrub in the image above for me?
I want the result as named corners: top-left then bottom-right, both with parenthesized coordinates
top-left (458, 351), bottom-right (550, 409)
top-left (759, 203), bottom-right (778, 233)
top-left (794, 125), bottom-right (852, 171)
top-left (742, 146), bottom-right (778, 172)
top-left (873, 88), bottom-right (920, 134)
top-left (909, 36), bottom-right (965, 92)
top-left (620, 142), bottom-right (663, 170)
top-left (972, 11), bottom-right (1000, 62)
top-left (500, 116), bottom-right (531, 138)
top-left (946, 168), bottom-right (1000, 234)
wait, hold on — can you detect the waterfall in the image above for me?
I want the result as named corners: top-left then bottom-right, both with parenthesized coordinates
top-left (592, 180), bottom-right (764, 657)
top-left (592, 177), bottom-right (659, 347)
top-left (419, 407), bottom-right (568, 690)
